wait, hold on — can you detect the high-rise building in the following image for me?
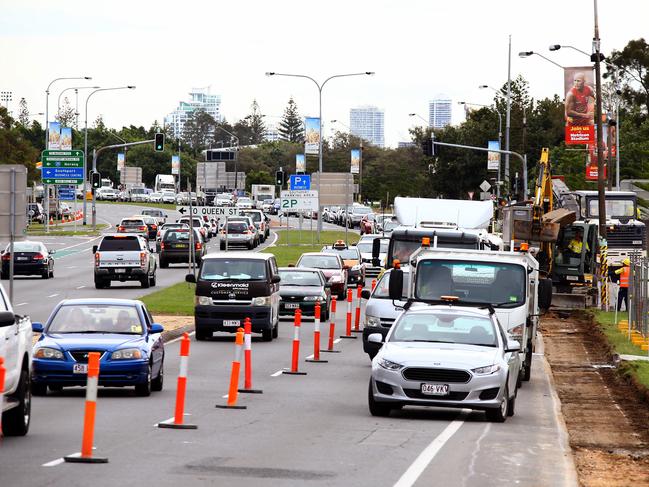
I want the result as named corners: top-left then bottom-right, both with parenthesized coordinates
top-left (349, 106), bottom-right (384, 148)
top-left (264, 123), bottom-right (281, 142)
top-left (165, 87), bottom-right (222, 139)
top-left (429, 96), bottom-right (452, 128)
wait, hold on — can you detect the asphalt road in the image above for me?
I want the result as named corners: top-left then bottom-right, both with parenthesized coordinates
top-left (0, 205), bottom-right (578, 485)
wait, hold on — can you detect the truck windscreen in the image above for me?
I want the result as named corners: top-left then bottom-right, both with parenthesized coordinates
top-left (390, 238), bottom-right (479, 265)
top-left (415, 260), bottom-right (526, 307)
top-left (587, 199), bottom-right (636, 218)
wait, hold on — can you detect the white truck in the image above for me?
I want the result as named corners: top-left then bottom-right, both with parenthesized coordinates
top-left (92, 235), bottom-right (157, 289)
top-left (388, 246), bottom-right (552, 383)
top-left (154, 174), bottom-right (176, 193)
top-left (251, 184), bottom-right (275, 209)
top-left (0, 283), bottom-right (32, 436)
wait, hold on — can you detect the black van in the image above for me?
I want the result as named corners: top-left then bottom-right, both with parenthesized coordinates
top-left (186, 252), bottom-right (281, 341)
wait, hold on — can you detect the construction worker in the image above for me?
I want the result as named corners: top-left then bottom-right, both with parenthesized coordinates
top-left (567, 231), bottom-right (589, 257)
top-left (615, 258), bottom-right (631, 311)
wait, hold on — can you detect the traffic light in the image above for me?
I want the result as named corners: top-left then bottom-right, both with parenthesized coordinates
top-left (91, 171), bottom-right (101, 189)
top-left (154, 133), bottom-right (164, 152)
top-left (275, 170), bottom-right (285, 186)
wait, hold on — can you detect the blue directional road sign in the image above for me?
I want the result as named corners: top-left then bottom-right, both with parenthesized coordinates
top-left (42, 166), bottom-right (84, 184)
top-left (289, 174), bottom-right (311, 191)
top-left (58, 186), bottom-right (76, 201)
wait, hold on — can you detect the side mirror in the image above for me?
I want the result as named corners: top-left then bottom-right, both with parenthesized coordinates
top-left (372, 237), bottom-right (381, 260)
top-left (367, 333), bottom-right (383, 344)
top-left (150, 323), bottom-right (164, 334)
top-left (389, 269), bottom-right (404, 301)
top-left (92, 245), bottom-right (98, 254)
top-left (185, 273), bottom-right (196, 283)
top-left (361, 289), bottom-right (372, 300)
top-left (505, 340), bottom-right (521, 353)
top-left (0, 311), bottom-right (16, 328)
top-left (271, 275), bottom-right (281, 284)
top-left (32, 322), bottom-right (44, 333)
top-left (49, 249), bottom-right (56, 254)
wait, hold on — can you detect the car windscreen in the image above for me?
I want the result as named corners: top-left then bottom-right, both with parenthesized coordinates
top-left (322, 248), bottom-right (359, 260)
top-left (226, 222), bottom-right (249, 234)
top-left (279, 270), bottom-right (323, 286)
top-left (163, 230), bottom-right (191, 241)
top-left (298, 255), bottom-right (340, 269)
top-left (390, 313), bottom-right (497, 347)
top-left (142, 210), bottom-right (162, 217)
top-left (241, 212), bottom-right (262, 222)
top-left (357, 240), bottom-right (389, 253)
top-left (98, 237), bottom-right (141, 251)
top-left (414, 260), bottom-right (526, 308)
top-left (48, 305), bottom-right (144, 335)
top-left (9, 243), bottom-right (42, 253)
top-left (373, 272), bottom-right (410, 299)
top-left (121, 219), bottom-right (145, 227)
top-left (200, 259), bottom-right (267, 281)
top-left (353, 207), bottom-right (372, 215)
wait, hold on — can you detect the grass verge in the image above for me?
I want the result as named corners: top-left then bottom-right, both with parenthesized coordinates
top-left (263, 230), bottom-right (359, 267)
top-left (26, 223), bottom-right (108, 237)
top-left (592, 310), bottom-right (649, 390)
top-left (141, 281), bottom-right (195, 315)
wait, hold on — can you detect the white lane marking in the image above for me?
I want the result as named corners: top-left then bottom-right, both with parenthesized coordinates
top-left (56, 238), bottom-right (101, 252)
top-left (42, 458), bottom-right (64, 467)
top-left (47, 294), bottom-right (59, 298)
top-left (155, 413), bottom-right (192, 427)
top-left (333, 338), bottom-right (342, 344)
top-left (393, 410), bottom-right (468, 487)
top-left (306, 354), bottom-right (314, 360)
top-left (164, 331), bottom-right (195, 345)
top-left (76, 285), bottom-right (86, 290)
top-left (270, 369), bottom-right (284, 377)
top-left (65, 266), bottom-right (77, 269)
top-left (16, 302), bottom-right (27, 306)
top-left (221, 394), bottom-right (229, 398)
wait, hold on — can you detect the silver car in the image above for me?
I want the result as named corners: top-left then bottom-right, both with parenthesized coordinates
top-left (367, 305), bottom-right (521, 422)
top-left (219, 219), bottom-right (256, 250)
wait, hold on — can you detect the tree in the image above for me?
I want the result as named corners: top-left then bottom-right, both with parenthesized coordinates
top-left (17, 98), bottom-right (30, 127)
top-left (608, 38), bottom-right (649, 119)
top-left (56, 97), bottom-right (76, 127)
top-left (182, 109), bottom-right (216, 153)
top-left (278, 97), bottom-right (304, 143)
top-left (245, 99), bottom-right (267, 144)
top-left (0, 107), bottom-right (40, 183)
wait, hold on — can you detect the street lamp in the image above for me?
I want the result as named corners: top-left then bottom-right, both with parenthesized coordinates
top-left (408, 113), bottom-right (429, 126)
top-left (265, 70), bottom-right (375, 238)
top-left (518, 51), bottom-right (565, 69)
top-left (83, 86), bottom-right (135, 224)
top-left (57, 86), bottom-right (100, 129)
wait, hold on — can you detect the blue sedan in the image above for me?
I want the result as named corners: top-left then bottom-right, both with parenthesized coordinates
top-left (31, 299), bottom-right (165, 397)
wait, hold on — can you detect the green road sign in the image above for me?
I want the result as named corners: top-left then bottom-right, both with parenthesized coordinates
top-left (43, 178), bottom-right (83, 185)
top-left (41, 150), bottom-right (85, 168)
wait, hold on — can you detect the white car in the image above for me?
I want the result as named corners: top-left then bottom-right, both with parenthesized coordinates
top-left (96, 187), bottom-right (118, 201)
top-left (161, 191), bottom-right (176, 204)
top-left (235, 197), bottom-right (254, 209)
top-left (368, 304), bottom-right (521, 422)
top-left (149, 192), bottom-right (163, 203)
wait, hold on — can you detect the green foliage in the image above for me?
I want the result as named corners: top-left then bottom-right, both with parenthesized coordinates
top-left (608, 38), bottom-right (649, 118)
top-left (0, 107), bottom-right (40, 182)
top-left (278, 97), bottom-right (304, 143)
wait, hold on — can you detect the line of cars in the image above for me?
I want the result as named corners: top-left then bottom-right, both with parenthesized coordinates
top-left (322, 204), bottom-right (398, 235)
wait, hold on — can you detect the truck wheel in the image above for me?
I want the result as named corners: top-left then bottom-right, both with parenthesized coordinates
top-left (94, 279), bottom-right (105, 289)
top-left (2, 368), bottom-right (31, 436)
top-left (195, 327), bottom-right (211, 341)
top-left (272, 320), bottom-right (279, 339)
top-left (522, 347), bottom-right (532, 382)
top-left (159, 258), bottom-right (168, 269)
top-left (538, 278), bottom-right (553, 311)
top-left (262, 328), bottom-right (273, 342)
top-left (149, 273), bottom-right (156, 287)
top-left (141, 276), bottom-right (150, 289)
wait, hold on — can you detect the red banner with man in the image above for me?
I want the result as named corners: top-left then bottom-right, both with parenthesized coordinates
top-left (564, 66), bottom-right (596, 145)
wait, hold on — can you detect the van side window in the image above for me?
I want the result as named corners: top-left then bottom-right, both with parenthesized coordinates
top-left (269, 257), bottom-right (279, 277)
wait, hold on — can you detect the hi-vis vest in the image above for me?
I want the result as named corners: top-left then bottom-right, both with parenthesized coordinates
top-left (619, 266), bottom-right (630, 288)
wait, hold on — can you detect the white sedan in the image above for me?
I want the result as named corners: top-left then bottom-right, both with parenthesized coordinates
top-left (161, 191), bottom-right (176, 204)
top-left (368, 304), bottom-right (520, 422)
top-left (149, 192), bottom-right (163, 203)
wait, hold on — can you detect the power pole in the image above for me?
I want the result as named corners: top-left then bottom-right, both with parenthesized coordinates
top-left (593, 0), bottom-right (607, 239)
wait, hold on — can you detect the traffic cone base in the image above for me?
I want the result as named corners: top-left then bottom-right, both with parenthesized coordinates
top-left (282, 370), bottom-right (307, 375)
top-left (158, 421), bottom-right (198, 430)
top-left (215, 404), bottom-right (247, 410)
top-left (64, 454), bottom-right (108, 464)
top-left (340, 334), bottom-right (357, 339)
top-left (320, 349), bottom-right (341, 353)
top-left (305, 358), bottom-right (328, 363)
top-left (238, 388), bottom-right (263, 394)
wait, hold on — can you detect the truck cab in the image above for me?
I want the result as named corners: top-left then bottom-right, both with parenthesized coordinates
top-left (0, 282), bottom-right (32, 436)
top-left (389, 246), bottom-right (551, 383)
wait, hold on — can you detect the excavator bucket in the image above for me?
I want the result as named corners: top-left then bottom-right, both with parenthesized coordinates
top-left (513, 220), bottom-right (560, 242)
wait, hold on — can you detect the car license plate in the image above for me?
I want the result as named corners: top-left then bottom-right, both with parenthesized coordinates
top-left (223, 320), bottom-right (240, 327)
top-left (566, 275), bottom-right (578, 281)
top-left (285, 303), bottom-right (300, 309)
top-left (73, 363), bottom-right (88, 374)
top-left (175, 244), bottom-right (188, 248)
top-left (114, 268), bottom-right (126, 274)
top-left (421, 383), bottom-right (449, 396)
top-left (16, 257), bottom-right (28, 261)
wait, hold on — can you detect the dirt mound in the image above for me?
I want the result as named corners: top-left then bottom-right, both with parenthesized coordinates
top-left (542, 311), bottom-right (649, 486)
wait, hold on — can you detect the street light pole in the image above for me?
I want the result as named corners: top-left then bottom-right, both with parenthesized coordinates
top-left (505, 35), bottom-right (512, 192)
top-left (83, 86), bottom-right (136, 224)
top-left (266, 71), bottom-right (375, 240)
top-left (593, 0), bottom-right (607, 239)
top-left (213, 125), bottom-right (239, 191)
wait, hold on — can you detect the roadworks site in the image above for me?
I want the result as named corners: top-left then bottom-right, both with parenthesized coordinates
top-left (542, 310), bottom-right (649, 486)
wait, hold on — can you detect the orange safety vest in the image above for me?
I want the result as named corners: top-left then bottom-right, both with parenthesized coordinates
top-left (619, 266), bottom-right (630, 288)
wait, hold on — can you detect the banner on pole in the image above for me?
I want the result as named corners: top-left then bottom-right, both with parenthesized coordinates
top-left (564, 66), bottom-right (596, 145)
top-left (171, 155), bottom-right (180, 175)
top-left (60, 127), bottom-right (72, 150)
top-left (117, 153), bottom-right (125, 172)
top-left (350, 148), bottom-right (361, 174)
top-left (487, 140), bottom-right (500, 171)
top-left (296, 153), bottom-right (305, 173)
top-left (48, 122), bottom-right (61, 150)
top-left (304, 117), bottom-right (320, 155)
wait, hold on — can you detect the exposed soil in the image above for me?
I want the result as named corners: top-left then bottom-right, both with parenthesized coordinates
top-left (542, 311), bottom-right (649, 486)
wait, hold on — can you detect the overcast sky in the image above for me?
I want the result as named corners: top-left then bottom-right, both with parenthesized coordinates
top-left (1, 0), bottom-right (646, 147)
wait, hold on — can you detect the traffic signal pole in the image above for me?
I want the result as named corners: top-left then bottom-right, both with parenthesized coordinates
top-left (90, 139), bottom-right (156, 230)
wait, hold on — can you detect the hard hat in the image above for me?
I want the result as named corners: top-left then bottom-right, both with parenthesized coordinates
top-left (623, 258), bottom-right (630, 266)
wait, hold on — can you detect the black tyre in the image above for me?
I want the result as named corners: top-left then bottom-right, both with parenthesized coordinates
top-left (160, 258), bottom-right (168, 269)
top-left (41, 270), bottom-right (49, 279)
top-left (135, 364), bottom-right (152, 397)
top-left (94, 279), bottom-right (105, 289)
top-left (522, 346), bottom-right (532, 382)
top-left (32, 382), bottom-right (47, 396)
top-left (2, 368), bottom-right (31, 436)
top-left (149, 273), bottom-right (156, 287)
top-left (485, 384), bottom-right (508, 423)
top-left (507, 386), bottom-right (517, 417)
top-left (195, 327), bottom-right (211, 341)
top-left (248, 241), bottom-right (254, 250)
top-left (262, 327), bottom-right (273, 342)
top-left (272, 320), bottom-right (279, 339)
top-left (368, 380), bottom-right (392, 417)
top-left (538, 278), bottom-right (553, 311)
top-left (220, 244), bottom-right (225, 251)
top-left (49, 268), bottom-right (54, 278)
top-left (141, 276), bottom-right (150, 289)
top-left (151, 359), bottom-right (164, 392)
top-left (0, 272), bottom-right (7, 280)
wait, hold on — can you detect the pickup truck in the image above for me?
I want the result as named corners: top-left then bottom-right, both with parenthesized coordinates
top-left (93, 235), bottom-right (157, 289)
top-left (0, 282), bottom-right (32, 436)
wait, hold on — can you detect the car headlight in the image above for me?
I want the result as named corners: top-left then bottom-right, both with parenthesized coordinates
top-left (303, 295), bottom-right (322, 302)
top-left (196, 296), bottom-right (212, 306)
top-left (34, 347), bottom-right (64, 360)
top-left (378, 358), bottom-right (403, 371)
top-left (471, 364), bottom-right (501, 375)
top-left (111, 348), bottom-right (143, 360)
top-left (366, 315), bottom-right (381, 327)
top-left (252, 296), bottom-right (271, 306)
